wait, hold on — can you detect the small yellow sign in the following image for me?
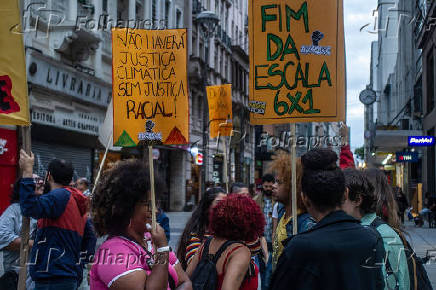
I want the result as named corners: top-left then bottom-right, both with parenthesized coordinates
top-left (0, 0), bottom-right (30, 126)
top-left (207, 84), bottom-right (233, 138)
top-left (112, 28), bottom-right (189, 146)
top-left (248, 0), bottom-right (345, 124)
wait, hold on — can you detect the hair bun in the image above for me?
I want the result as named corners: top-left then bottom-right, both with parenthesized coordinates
top-left (301, 148), bottom-right (338, 171)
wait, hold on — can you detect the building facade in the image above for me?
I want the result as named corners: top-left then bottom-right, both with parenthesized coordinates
top-left (418, 0), bottom-right (436, 194)
top-left (367, 0), bottom-right (425, 198)
top-left (20, 0), bottom-right (255, 211)
top-left (188, 0), bottom-right (256, 195)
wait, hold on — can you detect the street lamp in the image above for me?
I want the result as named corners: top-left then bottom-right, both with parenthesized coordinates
top-left (195, 10), bottom-right (220, 194)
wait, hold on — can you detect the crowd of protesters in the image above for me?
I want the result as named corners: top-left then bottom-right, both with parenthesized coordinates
top-left (0, 145), bottom-right (432, 290)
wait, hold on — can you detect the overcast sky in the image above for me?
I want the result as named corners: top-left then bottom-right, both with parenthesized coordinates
top-left (344, 0), bottom-right (378, 151)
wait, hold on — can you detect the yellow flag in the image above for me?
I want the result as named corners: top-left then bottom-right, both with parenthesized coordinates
top-left (248, 0), bottom-right (345, 125)
top-left (0, 0), bottom-right (30, 125)
top-left (112, 28), bottom-right (189, 146)
top-left (207, 84), bottom-right (232, 139)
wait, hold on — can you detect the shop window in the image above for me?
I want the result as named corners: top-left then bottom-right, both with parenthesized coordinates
top-left (426, 51), bottom-right (434, 114)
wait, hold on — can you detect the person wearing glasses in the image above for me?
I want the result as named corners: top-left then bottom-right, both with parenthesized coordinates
top-left (90, 160), bottom-right (192, 290)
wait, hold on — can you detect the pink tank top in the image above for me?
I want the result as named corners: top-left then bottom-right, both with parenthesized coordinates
top-left (90, 236), bottom-right (178, 290)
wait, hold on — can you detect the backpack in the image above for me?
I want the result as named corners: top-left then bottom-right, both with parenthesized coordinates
top-left (191, 237), bottom-right (242, 290)
top-left (370, 217), bottom-right (433, 290)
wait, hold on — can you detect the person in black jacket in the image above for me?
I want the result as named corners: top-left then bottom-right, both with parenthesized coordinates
top-left (270, 148), bottom-right (385, 290)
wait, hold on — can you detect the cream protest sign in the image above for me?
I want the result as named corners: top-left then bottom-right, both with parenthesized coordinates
top-left (112, 28), bottom-right (189, 146)
top-left (248, 0), bottom-right (345, 125)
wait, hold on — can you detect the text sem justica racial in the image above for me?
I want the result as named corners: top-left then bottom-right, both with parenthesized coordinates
top-left (115, 30), bottom-right (187, 120)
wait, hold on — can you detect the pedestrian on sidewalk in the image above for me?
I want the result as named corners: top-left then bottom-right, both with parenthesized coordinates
top-left (76, 177), bottom-right (91, 197)
top-left (177, 187), bottom-right (226, 270)
top-left (342, 168), bottom-right (410, 290)
top-left (268, 151), bottom-right (316, 272)
top-left (253, 174), bottom-right (275, 290)
top-left (187, 194), bottom-right (265, 290)
top-left (270, 148), bottom-right (385, 290)
top-left (394, 187), bottom-right (409, 224)
top-left (230, 183), bottom-right (249, 195)
top-left (156, 200), bottom-right (171, 242)
top-left (0, 177), bottom-right (40, 289)
top-left (19, 150), bottom-right (96, 290)
top-left (90, 160), bottom-right (192, 290)
top-left (421, 192), bottom-right (436, 226)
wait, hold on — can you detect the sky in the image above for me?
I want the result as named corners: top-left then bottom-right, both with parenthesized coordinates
top-left (344, 0), bottom-right (378, 151)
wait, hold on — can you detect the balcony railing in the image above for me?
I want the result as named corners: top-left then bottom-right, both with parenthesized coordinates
top-left (193, 0), bottom-right (206, 14)
top-left (216, 25), bottom-right (231, 48)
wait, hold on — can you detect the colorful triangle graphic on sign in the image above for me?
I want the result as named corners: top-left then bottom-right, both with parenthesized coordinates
top-left (164, 126), bottom-right (187, 144)
top-left (114, 130), bottom-right (136, 147)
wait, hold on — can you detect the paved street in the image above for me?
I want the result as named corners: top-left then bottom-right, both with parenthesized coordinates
top-left (404, 221), bottom-right (436, 288)
top-left (167, 212), bottom-right (192, 251)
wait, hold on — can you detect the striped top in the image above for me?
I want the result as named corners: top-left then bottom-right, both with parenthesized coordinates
top-left (185, 233), bottom-right (212, 265)
top-left (185, 233), bottom-right (262, 266)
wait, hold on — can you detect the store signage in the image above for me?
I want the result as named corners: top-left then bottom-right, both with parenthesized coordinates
top-left (408, 136), bottom-right (435, 147)
top-left (31, 107), bottom-right (104, 136)
top-left (395, 152), bottom-right (419, 163)
top-left (212, 155), bottom-right (224, 184)
top-left (196, 153), bottom-right (203, 165)
top-left (27, 54), bottom-right (111, 107)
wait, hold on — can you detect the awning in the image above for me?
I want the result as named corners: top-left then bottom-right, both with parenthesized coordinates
top-left (374, 130), bottom-right (423, 151)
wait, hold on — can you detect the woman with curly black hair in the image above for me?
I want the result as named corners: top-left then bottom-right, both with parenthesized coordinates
top-left (177, 187), bottom-right (226, 270)
top-left (90, 160), bottom-right (192, 290)
top-left (187, 194), bottom-right (265, 290)
top-left (270, 148), bottom-right (385, 290)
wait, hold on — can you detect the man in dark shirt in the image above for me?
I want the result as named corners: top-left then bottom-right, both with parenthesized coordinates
top-left (270, 148), bottom-right (384, 290)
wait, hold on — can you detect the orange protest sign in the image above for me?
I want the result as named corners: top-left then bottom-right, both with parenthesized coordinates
top-left (0, 0), bottom-right (30, 126)
top-left (248, 0), bottom-right (345, 125)
top-left (206, 84), bottom-right (232, 138)
top-left (112, 28), bottom-right (189, 146)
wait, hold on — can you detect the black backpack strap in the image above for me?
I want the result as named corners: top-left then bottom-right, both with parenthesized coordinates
top-left (199, 236), bottom-right (214, 262)
top-left (212, 240), bottom-right (242, 264)
top-left (370, 216), bottom-right (386, 228)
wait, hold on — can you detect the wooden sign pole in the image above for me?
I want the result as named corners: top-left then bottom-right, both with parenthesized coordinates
top-left (148, 145), bottom-right (157, 229)
top-left (91, 134), bottom-right (113, 197)
top-left (18, 126), bottom-right (31, 290)
top-left (290, 123), bottom-right (298, 235)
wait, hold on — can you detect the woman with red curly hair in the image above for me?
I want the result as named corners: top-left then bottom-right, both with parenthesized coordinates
top-left (187, 194), bottom-right (265, 290)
